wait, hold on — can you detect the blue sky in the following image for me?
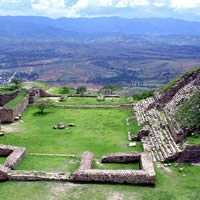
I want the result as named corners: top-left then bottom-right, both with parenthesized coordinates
top-left (0, 0), bottom-right (200, 20)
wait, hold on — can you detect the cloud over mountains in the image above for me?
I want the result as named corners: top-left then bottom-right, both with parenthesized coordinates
top-left (0, 0), bottom-right (200, 20)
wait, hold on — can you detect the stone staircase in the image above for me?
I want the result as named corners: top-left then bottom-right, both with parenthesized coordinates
top-left (134, 98), bottom-right (181, 162)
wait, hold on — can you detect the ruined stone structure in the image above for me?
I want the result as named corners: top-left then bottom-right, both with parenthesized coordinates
top-left (72, 152), bottom-right (155, 185)
top-left (0, 94), bottom-right (29, 122)
top-left (0, 145), bottom-right (156, 185)
top-left (133, 71), bottom-right (200, 163)
top-left (0, 88), bottom-right (54, 123)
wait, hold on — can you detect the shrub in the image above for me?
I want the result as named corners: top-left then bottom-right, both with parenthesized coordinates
top-left (133, 90), bottom-right (155, 101)
top-left (175, 91), bottom-right (200, 131)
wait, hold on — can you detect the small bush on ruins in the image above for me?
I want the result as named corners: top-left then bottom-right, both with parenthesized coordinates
top-left (175, 91), bottom-right (200, 132)
top-left (59, 86), bottom-right (71, 94)
top-left (133, 90), bottom-right (155, 101)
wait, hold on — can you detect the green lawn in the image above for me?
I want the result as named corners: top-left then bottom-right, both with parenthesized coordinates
top-left (0, 106), bottom-right (142, 158)
top-left (15, 155), bottom-right (80, 174)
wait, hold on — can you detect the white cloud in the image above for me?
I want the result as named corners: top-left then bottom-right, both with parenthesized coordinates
top-left (116, 0), bottom-right (149, 8)
top-left (170, 0), bottom-right (200, 9)
top-left (154, 2), bottom-right (166, 7)
top-left (1, 0), bottom-right (200, 20)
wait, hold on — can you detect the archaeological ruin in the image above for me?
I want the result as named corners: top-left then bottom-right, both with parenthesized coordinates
top-left (0, 69), bottom-right (200, 186)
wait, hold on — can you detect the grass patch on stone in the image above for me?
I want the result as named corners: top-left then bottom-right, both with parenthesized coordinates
top-left (94, 162), bottom-right (140, 170)
top-left (3, 89), bottom-right (28, 109)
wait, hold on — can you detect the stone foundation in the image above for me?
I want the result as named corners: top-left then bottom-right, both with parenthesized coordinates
top-left (72, 152), bottom-right (156, 185)
top-left (0, 145), bottom-right (156, 185)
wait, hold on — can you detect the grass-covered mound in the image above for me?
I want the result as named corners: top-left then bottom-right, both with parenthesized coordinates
top-left (161, 66), bottom-right (200, 93)
top-left (3, 89), bottom-right (28, 109)
top-left (175, 91), bottom-right (200, 132)
top-left (0, 85), bottom-right (17, 94)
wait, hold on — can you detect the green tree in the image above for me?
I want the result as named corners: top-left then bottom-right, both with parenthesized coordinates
top-left (11, 79), bottom-right (22, 89)
top-left (60, 86), bottom-right (71, 94)
top-left (76, 85), bottom-right (87, 96)
top-left (100, 84), bottom-right (123, 95)
top-left (36, 99), bottom-right (54, 113)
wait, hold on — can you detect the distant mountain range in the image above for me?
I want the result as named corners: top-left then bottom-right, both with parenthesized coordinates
top-left (1, 16), bottom-right (200, 40)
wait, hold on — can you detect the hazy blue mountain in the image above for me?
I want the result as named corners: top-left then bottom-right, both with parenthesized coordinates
top-left (0, 16), bottom-right (200, 40)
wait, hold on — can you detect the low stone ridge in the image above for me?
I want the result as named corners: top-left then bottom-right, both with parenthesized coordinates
top-left (72, 152), bottom-right (156, 185)
top-left (78, 151), bottom-right (94, 170)
top-left (0, 144), bottom-right (26, 169)
top-left (9, 170), bottom-right (70, 181)
top-left (53, 104), bottom-right (133, 109)
top-left (0, 164), bottom-right (11, 181)
top-left (177, 145), bottom-right (200, 163)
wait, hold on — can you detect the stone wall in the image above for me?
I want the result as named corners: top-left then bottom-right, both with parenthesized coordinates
top-left (0, 108), bottom-right (14, 122)
top-left (12, 95), bottom-right (29, 120)
top-left (8, 170), bottom-right (70, 181)
top-left (0, 91), bottom-right (19, 107)
top-left (0, 95), bottom-right (29, 123)
top-left (0, 145), bottom-right (26, 169)
top-left (0, 165), bottom-right (10, 181)
top-left (177, 145), bottom-right (200, 163)
top-left (78, 151), bottom-right (94, 170)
